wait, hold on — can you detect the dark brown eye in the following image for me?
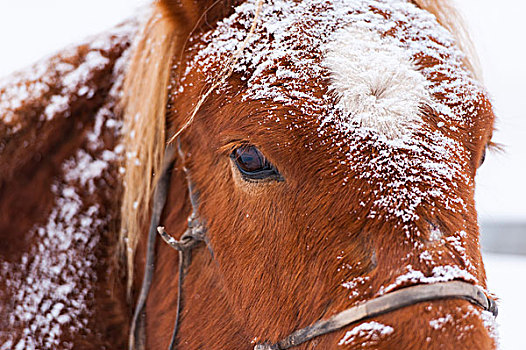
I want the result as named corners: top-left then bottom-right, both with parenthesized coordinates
top-left (230, 145), bottom-right (283, 182)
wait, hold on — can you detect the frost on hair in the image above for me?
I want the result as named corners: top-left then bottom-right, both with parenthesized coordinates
top-left (323, 26), bottom-right (431, 140)
top-left (178, 0), bottom-right (488, 229)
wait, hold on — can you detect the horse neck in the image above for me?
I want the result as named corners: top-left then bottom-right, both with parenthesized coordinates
top-left (0, 23), bottom-right (135, 347)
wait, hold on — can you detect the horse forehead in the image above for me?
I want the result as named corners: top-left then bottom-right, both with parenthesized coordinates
top-left (187, 0), bottom-right (487, 142)
top-left (179, 0), bottom-right (491, 224)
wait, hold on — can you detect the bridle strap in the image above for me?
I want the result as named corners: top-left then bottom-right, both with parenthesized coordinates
top-left (129, 140), bottom-right (205, 350)
top-left (129, 145), bottom-right (175, 350)
top-left (157, 214), bottom-right (206, 350)
top-left (159, 140), bottom-right (208, 350)
top-left (128, 138), bottom-right (204, 350)
top-left (254, 280), bottom-right (498, 350)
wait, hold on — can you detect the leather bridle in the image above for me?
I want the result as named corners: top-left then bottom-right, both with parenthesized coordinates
top-left (129, 145), bottom-right (498, 350)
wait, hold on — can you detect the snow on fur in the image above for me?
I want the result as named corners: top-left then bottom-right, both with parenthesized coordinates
top-left (0, 19), bottom-right (137, 134)
top-left (324, 26), bottom-right (431, 140)
top-left (181, 0), bottom-right (485, 229)
top-left (338, 321), bottom-right (394, 346)
top-left (0, 22), bottom-right (135, 349)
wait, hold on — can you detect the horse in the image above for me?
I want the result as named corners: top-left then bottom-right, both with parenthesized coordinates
top-left (0, 0), bottom-right (499, 349)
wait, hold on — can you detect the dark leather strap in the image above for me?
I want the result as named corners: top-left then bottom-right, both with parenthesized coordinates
top-left (129, 146), bottom-right (175, 350)
top-left (254, 280), bottom-right (498, 350)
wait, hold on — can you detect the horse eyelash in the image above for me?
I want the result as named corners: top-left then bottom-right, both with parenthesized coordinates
top-left (219, 140), bottom-right (250, 155)
top-left (486, 140), bottom-right (504, 153)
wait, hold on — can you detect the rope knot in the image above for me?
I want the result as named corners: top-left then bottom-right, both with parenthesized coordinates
top-left (157, 226), bottom-right (204, 252)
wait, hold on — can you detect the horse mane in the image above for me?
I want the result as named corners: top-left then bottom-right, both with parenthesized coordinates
top-left (120, 5), bottom-right (179, 291)
top-left (119, 0), bottom-right (481, 293)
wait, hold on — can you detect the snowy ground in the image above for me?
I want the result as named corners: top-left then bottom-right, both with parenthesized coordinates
top-left (0, 1), bottom-right (524, 349)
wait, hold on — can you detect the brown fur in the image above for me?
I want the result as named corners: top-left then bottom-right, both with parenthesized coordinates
top-left (160, 0), bottom-right (246, 29)
top-left (126, 1), bottom-right (497, 349)
top-left (0, 0), bottom-right (497, 349)
top-left (143, 81), bottom-right (495, 349)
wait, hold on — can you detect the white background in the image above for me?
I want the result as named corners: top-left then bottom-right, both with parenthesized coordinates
top-left (455, 0), bottom-right (526, 223)
top-left (0, 1), bottom-right (524, 349)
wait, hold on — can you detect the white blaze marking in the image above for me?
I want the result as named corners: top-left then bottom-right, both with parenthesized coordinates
top-left (324, 26), bottom-right (431, 140)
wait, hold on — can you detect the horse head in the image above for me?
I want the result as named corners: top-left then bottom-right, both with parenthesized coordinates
top-left (122, 0), bottom-right (497, 349)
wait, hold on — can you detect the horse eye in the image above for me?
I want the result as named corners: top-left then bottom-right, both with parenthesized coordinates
top-left (230, 145), bottom-right (283, 182)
